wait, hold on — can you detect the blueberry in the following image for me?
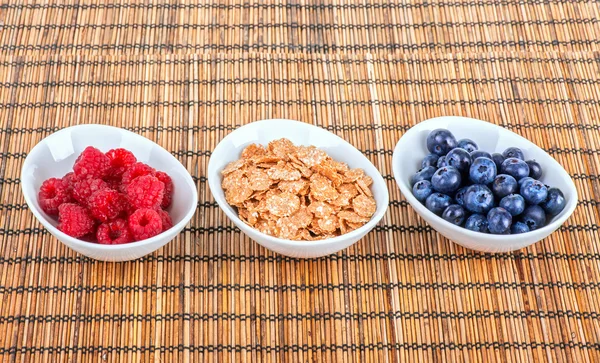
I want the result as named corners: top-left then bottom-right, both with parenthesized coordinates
top-left (487, 207), bottom-right (512, 234)
top-left (470, 150), bottom-right (492, 160)
top-left (412, 180), bottom-right (433, 203)
top-left (502, 147), bottom-right (525, 160)
top-left (520, 180), bottom-right (548, 205)
top-left (518, 176), bottom-right (535, 190)
top-left (540, 188), bottom-right (566, 216)
top-left (465, 214), bottom-right (489, 233)
top-left (427, 129), bottom-right (457, 156)
top-left (454, 187), bottom-right (468, 207)
top-left (491, 153), bottom-right (505, 171)
top-left (410, 166), bottom-right (437, 186)
top-left (436, 155), bottom-right (448, 168)
top-left (457, 139), bottom-right (478, 153)
top-left (425, 193), bottom-right (453, 215)
top-left (520, 205), bottom-right (546, 231)
top-left (431, 166), bottom-right (462, 194)
top-left (469, 157), bottom-right (497, 184)
top-left (421, 154), bottom-right (440, 168)
top-left (500, 158), bottom-right (530, 180)
top-left (464, 184), bottom-right (495, 214)
top-left (511, 221), bottom-right (530, 234)
top-left (442, 204), bottom-right (467, 226)
top-left (445, 148), bottom-right (472, 173)
top-left (526, 160), bottom-right (542, 179)
top-left (491, 174), bottom-right (518, 199)
top-left (499, 194), bottom-right (525, 216)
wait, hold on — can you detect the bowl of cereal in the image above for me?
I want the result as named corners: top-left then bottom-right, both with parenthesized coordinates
top-left (207, 119), bottom-right (389, 258)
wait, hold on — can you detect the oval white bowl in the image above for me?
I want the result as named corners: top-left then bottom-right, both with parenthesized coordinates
top-left (207, 119), bottom-right (389, 258)
top-left (21, 124), bottom-right (198, 262)
top-left (392, 116), bottom-right (578, 252)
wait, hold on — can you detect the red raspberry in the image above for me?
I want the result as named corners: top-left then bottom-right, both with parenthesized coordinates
top-left (126, 175), bottom-right (164, 210)
top-left (73, 178), bottom-right (108, 206)
top-left (128, 208), bottom-right (163, 241)
top-left (120, 162), bottom-right (155, 191)
top-left (61, 172), bottom-right (76, 198)
top-left (96, 219), bottom-right (132, 244)
top-left (155, 171), bottom-right (174, 208)
top-left (73, 146), bottom-right (111, 179)
top-left (106, 148), bottom-right (137, 178)
top-left (38, 178), bottom-right (72, 215)
top-left (157, 209), bottom-right (173, 231)
top-left (88, 189), bottom-right (127, 223)
top-left (57, 203), bottom-right (95, 238)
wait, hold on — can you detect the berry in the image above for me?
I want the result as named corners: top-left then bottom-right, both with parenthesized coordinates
top-left (487, 207), bottom-right (512, 234)
top-left (427, 129), bottom-right (457, 156)
top-left (541, 188), bottom-right (566, 216)
top-left (73, 146), bottom-right (111, 179)
top-left (457, 139), bottom-right (478, 153)
top-left (413, 180), bottom-right (433, 203)
top-left (431, 166), bottom-right (462, 194)
top-left (128, 208), bottom-right (163, 241)
top-left (157, 209), bottom-right (173, 231)
top-left (469, 157), bottom-right (497, 184)
top-left (511, 221), bottom-right (530, 234)
top-left (155, 171), bottom-right (174, 209)
top-left (436, 155), bottom-right (448, 168)
top-left (518, 176), bottom-right (535, 190)
top-left (470, 150), bottom-right (492, 160)
top-left (526, 160), bottom-right (542, 179)
top-left (126, 175), bottom-right (165, 210)
top-left (465, 214), bottom-right (489, 233)
top-left (502, 147), bottom-right (525, 160)
top-left (425, 193), bottom-right (452, 215)
top-left (520, 205), bottom-right (546, 231)
top-left (57, 203), bottom-right (95, 238)
top-left (454, 187), bottom-right (468, 207)
top-left (520, 180), bottom-right (548, 205)
top-left (445, 148), bottom-right (472, 173)
top-left (121, 162), bottom-right (155, 190)
top-left (410, 166), bottom-right (437, 186)
top-left (61, 172), bottom-right (76, 198)
top-left (72, 178), bottom-right (108, 206)
top-left (442, 205), bottom-right (466, 226)
top-left (106, 148), bottom-right (137, 178)
top-left (463, 184), bottom-right (494, 214)
top-left (491, 174), bottom-right (518, 199)
top-left (38, 178), bottom-right (72, 215)
top-left (499, 194), bottom-right (525, 216)
top-left (421, 154), bottom-right (440, 168)
top-left (500, 158), bottom-right (530, 180)
top-left (491, 153), bottom-right (505, 172)
top-left (88, 189), bottom-right (127, 223)
top-left (96, 219), bottom-right (132, 244)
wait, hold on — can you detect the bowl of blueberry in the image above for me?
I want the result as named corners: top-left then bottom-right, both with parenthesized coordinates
top-left (392, 116), bottom-right (577, 252)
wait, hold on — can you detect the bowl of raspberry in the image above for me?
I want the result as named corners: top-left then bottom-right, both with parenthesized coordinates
top-left (21, 124), bottom-right (198, 261)
top-left (392, 116), bottom-right (577, 252)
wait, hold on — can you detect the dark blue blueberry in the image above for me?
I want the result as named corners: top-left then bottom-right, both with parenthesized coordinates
top-left (499, 194), bottom-right (526, 216)
top-left (426, 129), bottom-right (457, 156)
top-left (454, 187), bottom-right (468, 207)
top-left (520, 205), bottom-right (546, 231)
top-left (431, 166), bottom-right (462, 194)
top-left (511, 221), bottom-right (530, 234)
top-left (487, 207), bottom-right (512, 234)
top-left (436, 155), bottom-right (448, 168)
top-left (520, 180), bottom-right (548, 205)
top-left (442, 204), bottom-right (467, 226)
top-left (540, 188), bottom-right (566, 216)
top-left (421, 154), bottom-right (440, 168)
top-left (502, 147), bottom-right (525, 160)
top-left (464, 184), bottom-right (495, 214)
top-left (425, 193), bottom-right (453, 215)
top-left (412, 180), bottom-right (433, 203)
top-left (445, 148), bottom-right (472, 173)
top-left (518, 176), bottom-right (535, 190)
top-left (491, 174), bottom-right (518, 199)
top-left (465, 214), bottom-right (489, 233)
top-left (526, 160), bottom-right (542, 179)
top-left (469, 157), bottom-right (497, 184)
top-left (470, 150), bottom-right (492, 160)
top-left (500, 158), bottom-right (530, 180)
top-left (410, 166), bottom-right (437, 186)
top-left (457, 139), bottom-right (478, 153)
top-left (491, 153), bottom-right (505, 171)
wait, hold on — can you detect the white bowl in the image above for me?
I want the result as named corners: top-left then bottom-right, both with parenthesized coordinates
top-left (207, 119), bottom-right (389, 258)
top-left (392, 116), bottom-right (578, 252)
top-left (21, 124), bottom-right (198, 262)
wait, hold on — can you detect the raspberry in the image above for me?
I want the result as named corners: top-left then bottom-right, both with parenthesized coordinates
top-left (155, 171), bottom-right (174, 208)
top-left (38, 178), bottom-right (72, 215)
top-left (126, 175), bottom-right (164, 210)
top-left (106, 148), bottom-right (137, 178)
top-left (120, 162), bottom-right (155, 191)
top-left (72, 178), bottom-right (108, 206)
top-left (61, 172), bottom-right (76, 198)
top-left (157, 209), bottom-right (173, 231)
top-left (57, 203), bottom-right (95, 238)
top-left (88, 189), bottom-right (127, 223)
top-left (96, 219), bottom-right (132, 244)
top-left (128, 208), bottom-right (163, 241)
top-left (73, 146), bottom-right (111, 179)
